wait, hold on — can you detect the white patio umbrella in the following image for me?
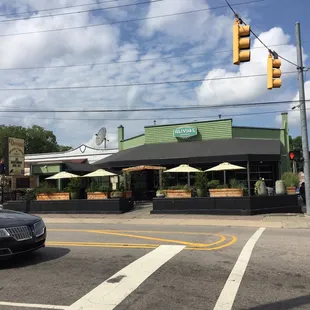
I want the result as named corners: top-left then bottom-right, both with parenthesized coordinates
top-left (205, 162), bottom-right (246, 185)
top-left (164, 164), bottom-right (202, 186)
top-left (45, 171), bottom-right (79, 180)
top-left (82, 169), bottom-right (117, 178)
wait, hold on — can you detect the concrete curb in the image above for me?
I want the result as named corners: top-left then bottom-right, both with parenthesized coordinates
top-left (42, 217), bottom-right (291, 228)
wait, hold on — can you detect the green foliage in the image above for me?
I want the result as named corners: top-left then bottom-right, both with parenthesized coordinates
top-left (123, 173), bottom-right (131, 189)
top-left (254, 179), bottom-right (262, 195)
top-left (194, 173), bottom-right (208, 190)
top-left (111, 191), bottom-right (123, 198)
top-left (57, 145), bottom-right (72, 152)
top-left (281, 172), bottom-right (300, 187)
top-left (0, 124), bottom-right (72, 157)
top-left (254, 178), bottom-right (267, 196)
top-left (229, 178), bottom-right (246, 189)
top-left (216, 184), bottom-right (229, 189)
top-left (86, 180), bottom-right (110, 192)
top-left (168, 184), bottom-right (191, 192)
top-left (161, 172), bottom-right (169, 189)
top-left (289, 135), bottom-right (303, 172)
top-left (156, 189), bottom-right (166, 196)
top-left (36, 181), bottom-right (57, 194)
top-left (21, 188), bottom-right (37, 201)
top-left (207, 180), bottom-right (220, 189)
top-left (65, 178), bottom-right (81, 192)
top-left (289, 135), bottom-right (302, 151)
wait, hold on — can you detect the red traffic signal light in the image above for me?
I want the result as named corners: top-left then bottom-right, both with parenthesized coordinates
top-left (289, 150), bottom-right (301, 161)
top-left (289, 151), bottom-right (295, 160)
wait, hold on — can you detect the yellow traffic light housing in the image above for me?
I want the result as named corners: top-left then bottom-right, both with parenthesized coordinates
top-left (233, 19), bottom-right (251, 65)
top-left (267, 54), bottom-right (282, 89)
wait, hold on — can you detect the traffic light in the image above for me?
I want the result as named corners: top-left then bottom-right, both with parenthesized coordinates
top-left (267, 53), bottom-right (282, 89)
top-left (233, 18), bottom-right (251, 65)
top-left (289, 150), bottom-right (301, 161)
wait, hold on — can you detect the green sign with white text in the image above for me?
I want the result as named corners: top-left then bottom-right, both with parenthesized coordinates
top-left (173, 127), bottom-right (198, 139)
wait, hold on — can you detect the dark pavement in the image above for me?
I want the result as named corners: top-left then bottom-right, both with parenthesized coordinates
top-left (0, 224), bottom-right (309, 310)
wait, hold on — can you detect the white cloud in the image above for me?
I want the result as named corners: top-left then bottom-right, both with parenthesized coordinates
top-left (275, 81), bottom-right (310, 127)
top-left (196, 27), bottom-right (303, 108)
top-left (141, 0), bottom-right (231, 48)
top-left (0, 0), bottom-right (305, 151)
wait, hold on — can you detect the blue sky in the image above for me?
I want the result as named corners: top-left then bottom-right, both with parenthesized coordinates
top-left (0, 0), bottom-right (308, 147)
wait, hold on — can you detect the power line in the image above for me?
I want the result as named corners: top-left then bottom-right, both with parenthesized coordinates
top-left (0, 0), bottom-right (119, 17)
top-left (0, 71), bottom-right (296, 91)
top-left (0, 42), bottom-right (303, 71)
top-left (0, 0), bottom-right (162, 23)
top-left (0, 0), bottom-right (264, 37)
top-left (224, 0), bottom-right (299, 67)
top-left (0, 107), bottom-right (307, 122)
top-left (0, 99), bottom-right (306, 113)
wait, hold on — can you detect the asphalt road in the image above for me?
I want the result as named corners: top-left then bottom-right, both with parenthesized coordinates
top-left (1, 223), bottom-right (310, 310)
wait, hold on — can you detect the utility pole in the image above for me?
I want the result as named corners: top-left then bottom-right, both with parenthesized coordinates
top-left (296, 22), bottom-right (310, 214)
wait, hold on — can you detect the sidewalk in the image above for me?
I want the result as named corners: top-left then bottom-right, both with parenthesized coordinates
top-left (37, 205), bottom-right (310, 229)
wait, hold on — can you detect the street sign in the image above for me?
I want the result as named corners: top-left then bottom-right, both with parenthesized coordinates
top-left (173, 127), bottom-right (198, 139)
top-left (4, 137), bottom-right (25, 176)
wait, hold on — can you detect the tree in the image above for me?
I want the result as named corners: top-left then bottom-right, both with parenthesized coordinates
top-left (0, 125), bottom-right (71, 157)
top-left (58, 145), bottom-right (72, 152)
top-left (289, 135), bottom-right (302, 152)
top-left (289, 135), bottom-right (303, 172)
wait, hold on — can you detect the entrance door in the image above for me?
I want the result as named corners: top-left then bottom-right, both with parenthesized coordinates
top-left (131, 170), bottom-right (156, 201)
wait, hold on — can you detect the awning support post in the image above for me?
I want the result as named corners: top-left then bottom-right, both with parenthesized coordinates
top-left (159, 169), bottom-right (163, 189)
top-left (247, 160), bottom-right (251, 196)
top-left (123, 172), bottom-right (127, 191)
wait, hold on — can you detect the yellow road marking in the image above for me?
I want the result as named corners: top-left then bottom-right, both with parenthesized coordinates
top-left (47, 229), bottom-right (237, 250)
top-left (48, 228), bottom-right (226, 248)
top-left (187, 234), bottom-right (238, 251)
top-left (86, 230), bottom-right (224, 248)
top-left (48, 228), bottom-right (221, 235)
top-left (46, 234), bottom-right (237, 251)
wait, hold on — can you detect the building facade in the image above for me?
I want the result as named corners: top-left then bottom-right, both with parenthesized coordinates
top-left (95, 113), bottom-right (291, 195)
top-left (26, 144), bottom-right (118, 189)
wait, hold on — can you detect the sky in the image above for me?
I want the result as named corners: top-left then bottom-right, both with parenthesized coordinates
top-left (0, 0), bottom-right (309, 149)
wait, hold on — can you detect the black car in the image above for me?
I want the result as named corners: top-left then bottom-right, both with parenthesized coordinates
top-left (0, 207), bottom-right (46, 257)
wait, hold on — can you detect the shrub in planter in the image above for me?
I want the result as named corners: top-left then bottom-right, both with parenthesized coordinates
top-left (111, 191), bottom-right (123, 198)
top-left (166, 185), bottom-right (192, 198)
top-left (65, 177), bottom-right (82, 200)
top-left (281, 172), bottom-right (299, 195)
top-left (22, 188), bottom-right (37, 201)
top-left (207, 180), bottom-right (221, 190)
top-left (86, 180), bottom-right (110, 199)
top-left (156, 189), bottom-right (166, 198)
top-left (209, 179), bottom-right (245, 197)
top-left (36, 181), bottom-right (70, 200)
top-left (194, 173), bottom-right (208, 197)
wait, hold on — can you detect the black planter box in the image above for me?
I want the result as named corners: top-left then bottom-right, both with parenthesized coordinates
top-left (151, 195), bottom-right (301, 215)
top-left (4, 198), bottom-right (134, 214)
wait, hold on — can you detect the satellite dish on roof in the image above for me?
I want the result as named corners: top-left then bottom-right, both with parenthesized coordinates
top-left (95, 127), bottom-right (106, 146)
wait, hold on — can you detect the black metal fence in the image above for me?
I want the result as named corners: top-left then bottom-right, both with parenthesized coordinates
top-left (1, 190), bottom-right (25, 203)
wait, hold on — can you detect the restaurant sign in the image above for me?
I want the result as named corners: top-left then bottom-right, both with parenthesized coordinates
top-left (173, 127), bottom-right (198, 139)
top-left (4, 137), bottom-right (25, 176)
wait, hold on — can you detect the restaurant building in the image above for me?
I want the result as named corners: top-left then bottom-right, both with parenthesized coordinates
top-left (95, 113), bottom-right (291, 197)
top-left (26, 143), bottom-right (118, 188)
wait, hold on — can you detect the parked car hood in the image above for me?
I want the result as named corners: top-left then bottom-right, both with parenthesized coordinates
top-left (0, 209), bottom-right (41, 228)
